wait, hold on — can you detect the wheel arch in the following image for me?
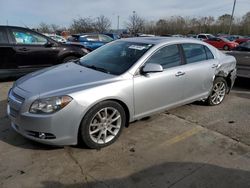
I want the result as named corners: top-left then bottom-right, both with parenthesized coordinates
top-left (77, 98), bottom-right (131, 144)
top-left (214, 70), bottom-right (233, 93)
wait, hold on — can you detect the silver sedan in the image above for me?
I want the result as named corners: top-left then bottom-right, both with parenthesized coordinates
top-left (7, 37), bottom-right (237, 148)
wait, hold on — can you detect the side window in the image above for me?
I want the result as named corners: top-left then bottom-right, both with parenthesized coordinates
top-left (182, 43), bottom-right (207, 64)
top-left (204, 46), bottom-right (214, 59)
top-left (12, 30), bottom-right (47, 45)
top-left (0, 29), bottom-right (8, 44)
top-left (146, 45), bottom-right (181, 69)
top-left (99, 35), bottom-right (113, 42)
top-left (198, 35), bottom-right (206, 39)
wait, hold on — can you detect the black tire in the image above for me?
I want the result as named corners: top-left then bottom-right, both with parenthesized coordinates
top-left (62, 56), bottom-right (78, 63)
top-left (223, 45), bottom-right (229, 51)
top-left (80, 101), bottom-right (126, 149)
top-left (207, 77), bottom-right (227, 106)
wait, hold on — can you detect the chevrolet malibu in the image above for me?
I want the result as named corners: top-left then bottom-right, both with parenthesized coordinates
top-left (7, 37), bottom-right (237, 148)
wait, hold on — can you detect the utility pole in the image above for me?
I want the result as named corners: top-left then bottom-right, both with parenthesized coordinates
top-left (229, 0), bottom-right (236, 35)
top-left (117, 15), bottom-right (120, 31)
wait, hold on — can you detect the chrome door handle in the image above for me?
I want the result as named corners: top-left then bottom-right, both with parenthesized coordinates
top-left (175, 71), bottom-right (185, 77)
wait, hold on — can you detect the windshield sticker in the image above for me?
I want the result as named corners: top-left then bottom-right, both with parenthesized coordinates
top-left (129, 45), bottom-right (147, 50)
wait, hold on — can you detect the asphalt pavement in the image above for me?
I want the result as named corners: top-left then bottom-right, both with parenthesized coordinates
top-left (0, 77), bottom-right (250, 188)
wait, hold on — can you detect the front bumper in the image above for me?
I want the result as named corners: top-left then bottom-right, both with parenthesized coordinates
top-left (7, 88), bottom-right (83, 146)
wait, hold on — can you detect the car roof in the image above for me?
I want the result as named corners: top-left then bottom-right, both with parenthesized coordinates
top-left (0, 25), bottom-right (33, 30)
top-left (119, 37), bottom-right (201, 45)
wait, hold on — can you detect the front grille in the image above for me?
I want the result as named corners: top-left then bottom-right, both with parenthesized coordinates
top-left (8, 89), bottom-right (25, 118)
top-left (9, 107), bottom-right (18, 118)
top-left (12, 91), bottom-right (25, 103)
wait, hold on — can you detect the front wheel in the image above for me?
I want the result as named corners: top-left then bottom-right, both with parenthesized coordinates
top-left (80, 101), bottom-right (126, 149)
top-left (207, 77), bottom-right (227, 106)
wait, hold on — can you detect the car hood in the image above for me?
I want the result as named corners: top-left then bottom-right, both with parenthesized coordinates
top-left (15, 62), bottom-right (117, 96)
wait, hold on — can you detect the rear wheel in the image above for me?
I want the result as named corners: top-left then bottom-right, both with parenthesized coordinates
top-left (80, 101), bottom-right (126, 149)
top-left (223, 45), bottom-right (229, 51)
top-left (207, 77), bottom-right (227, 106)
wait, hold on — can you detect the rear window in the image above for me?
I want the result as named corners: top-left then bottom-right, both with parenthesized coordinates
top-left (204, 46), bottom-right (214, 59)
top-left (0, 29), bottom-right (8, 44)
top-left (182, 43), bottom-right (207, 64)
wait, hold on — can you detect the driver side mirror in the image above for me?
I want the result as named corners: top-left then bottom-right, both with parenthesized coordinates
top-left (141, 63), bottom-right (163, 74)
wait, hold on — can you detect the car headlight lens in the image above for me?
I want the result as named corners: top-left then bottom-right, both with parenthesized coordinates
top-left (29, 96), bottom-right (72, 114)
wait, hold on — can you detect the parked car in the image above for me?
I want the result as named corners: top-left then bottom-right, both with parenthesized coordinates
top-left (7, 37), bottom-right (236, 148)
top-left (43, 33), bottom-right (67, 43)
top-left (234, 38), bottom-right (250, 45)
top-left (204, 37), bottom-right (238, 50)
top-left (226, 41), bottom-right (250, 78)
top-left (0, 26), bottom-right (87, 79)
top-left (67, 33), bottom-right (113, 51)
top-left (196, 33), bottom-right (215, 40)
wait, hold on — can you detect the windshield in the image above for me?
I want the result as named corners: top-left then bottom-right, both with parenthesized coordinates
top-left (221, 37), bottom-right (230, 42)
top-left (79, 41), bottom-right (153, 75)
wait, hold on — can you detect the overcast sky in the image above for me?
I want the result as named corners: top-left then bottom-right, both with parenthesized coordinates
top-left (0, 0), bottom-right (249, 29)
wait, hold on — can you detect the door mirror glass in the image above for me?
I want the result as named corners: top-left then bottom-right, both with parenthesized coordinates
top-left (141, 63), bottom-right (163, 74)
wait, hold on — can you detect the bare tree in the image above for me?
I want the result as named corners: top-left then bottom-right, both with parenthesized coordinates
top-left (126, 12), bottom-right (145, 35)
top-left (242, 11), bottom-right (250, 35)
top-left (38, 22), bottom-right (51, 33)
top-left (94, 15), bottom-right (111, 33)
top-left (70, 17), bottom-right (95, 34)
top-left (50, 24), bottom-right (60, 33)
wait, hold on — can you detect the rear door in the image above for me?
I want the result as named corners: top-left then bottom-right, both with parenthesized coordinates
top-left (179, 43), bottom-right (218, 101)
top-left (0, 27), bottom-right (16, 70)
top-left (9, 28), bottom-right (59, 68)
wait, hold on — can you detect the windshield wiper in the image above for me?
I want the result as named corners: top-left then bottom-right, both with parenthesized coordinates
top-left (83, 64), bottom-right (110, 74)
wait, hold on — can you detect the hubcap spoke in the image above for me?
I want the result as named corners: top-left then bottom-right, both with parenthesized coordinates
top-left (111, 115), bottom-right (121, 123)
top-left (211, 81), bottom-right (225, 104)
top-left (90, 128), bottom-right (101, 135)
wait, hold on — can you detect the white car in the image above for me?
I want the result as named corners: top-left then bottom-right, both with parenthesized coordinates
top-left (197, 33), bottom-right (215, 41)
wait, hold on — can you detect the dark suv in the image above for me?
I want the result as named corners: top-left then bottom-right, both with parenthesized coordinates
top-left (0, 26), bottom-right (86, 79)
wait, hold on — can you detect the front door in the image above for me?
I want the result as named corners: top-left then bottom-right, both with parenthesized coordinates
top-left (133, 44), bottom-right (185, 119)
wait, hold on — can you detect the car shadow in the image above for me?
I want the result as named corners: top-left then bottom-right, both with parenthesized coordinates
top-left (0, 100), bottom-right (61, 151)
top-left (232, 77), bottom-right (250, 99)
top-left (0, 76), bottom-right (21, 82)
top-left (40, 162), bottom-right (250, 188)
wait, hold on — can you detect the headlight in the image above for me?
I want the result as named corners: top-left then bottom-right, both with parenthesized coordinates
top-left (29, 96), bottom-right (72, 114)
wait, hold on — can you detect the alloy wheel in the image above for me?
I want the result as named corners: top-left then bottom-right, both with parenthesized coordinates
top-left (89, 107), bottom-right (122, 144)
top-left (210, 81), bottom-right (226, 105)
